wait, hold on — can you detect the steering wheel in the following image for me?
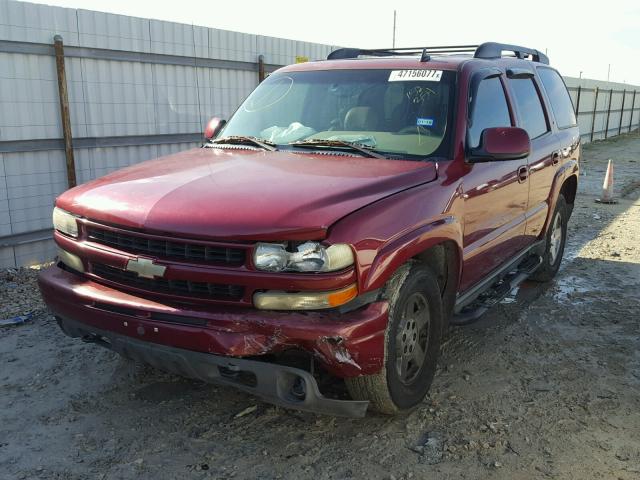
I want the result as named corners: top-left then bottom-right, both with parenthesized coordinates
top-left (397, 125), bottom-right (432, 136)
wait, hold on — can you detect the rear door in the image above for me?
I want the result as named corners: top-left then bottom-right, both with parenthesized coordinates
top-left (505, 70), bottom-right (557, 241)
top-left (460, 71), bottom-right (530, 291)
top-left (536, 66), bottom-right (581, 201)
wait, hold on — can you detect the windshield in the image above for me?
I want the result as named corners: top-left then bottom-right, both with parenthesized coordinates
top-left (220, 68), bottom-right (455, 159)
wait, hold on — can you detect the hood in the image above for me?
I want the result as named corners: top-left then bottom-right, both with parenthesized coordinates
top-left (57, 147), bottom-right (437, 240)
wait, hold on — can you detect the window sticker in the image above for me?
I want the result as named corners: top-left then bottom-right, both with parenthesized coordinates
top-left (388, 70), bottom-right (442, 82)
top-left (417, 117), bottom-right (435, 127)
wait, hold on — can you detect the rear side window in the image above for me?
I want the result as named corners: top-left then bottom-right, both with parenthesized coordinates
top-left (468, 77), bottom-right (511, 148)
top-left (538, 68), bottom-right (577, 128)
top-left (508, 78), bottom-right (549, 139)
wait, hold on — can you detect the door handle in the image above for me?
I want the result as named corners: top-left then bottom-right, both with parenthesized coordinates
top-left (517, 165), bottom-right (529, 183)
top-left (552, 151), bottom-right (560, 165)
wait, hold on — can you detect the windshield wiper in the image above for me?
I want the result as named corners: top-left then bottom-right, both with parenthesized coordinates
top-left (288, 139), bottom-right (387, 159)
top-left (209, 136), bottom-right (276, 151)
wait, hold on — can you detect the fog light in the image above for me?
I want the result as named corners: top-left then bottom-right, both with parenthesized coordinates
top-left (253, 284), bottom-right (358, 310)
top-left (57, 247), bottom-right (85, 273)
top-left (291, 377), bottom-right (306, 400)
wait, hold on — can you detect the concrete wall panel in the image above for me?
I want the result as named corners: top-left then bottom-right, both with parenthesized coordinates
top-left (77, 9), bottom-right (150, 52)
top-left (3, 149), bottom-right (66, 235)
top-left (0, 0), bottom-right (79, 45)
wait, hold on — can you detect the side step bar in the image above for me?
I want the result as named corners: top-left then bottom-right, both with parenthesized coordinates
top-left (451, 243), bottom-right (544, 326)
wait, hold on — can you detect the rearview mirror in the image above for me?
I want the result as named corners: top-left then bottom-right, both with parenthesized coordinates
top-left (469, 127), bottom-right (530, 162)
top-left (204, 117), bottom-right (226, 140)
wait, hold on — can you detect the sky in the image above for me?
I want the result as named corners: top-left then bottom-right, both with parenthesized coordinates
top-left (29, 0), bottom-right (640, 85)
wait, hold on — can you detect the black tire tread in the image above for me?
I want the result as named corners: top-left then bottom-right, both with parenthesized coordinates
top-left (346, 262), bottom-right (442, 414)
top-left (345, 368), bottom-right (399, 414)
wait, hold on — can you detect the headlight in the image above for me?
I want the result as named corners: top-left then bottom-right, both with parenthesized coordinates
top-left (253, 242), bottom-right (354, 272)
top-left (52, 207), bottom-right (79, 237)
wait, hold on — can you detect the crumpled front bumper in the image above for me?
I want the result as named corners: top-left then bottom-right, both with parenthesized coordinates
top-left (38, 265), bottom-right (389, 416)
top-left (57, 316), bottom-right (369, 417)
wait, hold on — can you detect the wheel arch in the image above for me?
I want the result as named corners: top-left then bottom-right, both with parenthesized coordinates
top-left (542, 162), bottom-right (579, 236)
top-left (411, 240), bottom-right (460, 324)
top-left (361, 219), bottom-right (463, 328)
top-left (560, 174), bottom-right (578, 217)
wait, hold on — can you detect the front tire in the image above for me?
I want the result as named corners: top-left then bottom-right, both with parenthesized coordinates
top-left (346, 263), bottom-right (443, 414)
top-left (530, 194), bottom-right (568, 282)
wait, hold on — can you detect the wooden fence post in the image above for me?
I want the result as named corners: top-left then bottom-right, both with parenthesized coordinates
top-left (629, 90), bottom-right (637, 133)
top-left (604, 89), bottom-right (613, 139)
top-left (258, 55), bottom-right (266, 83)
top-left (53, 35), bottom-right (76, 188)
top-left (590, 87), bottom-right (599, 142)
top-left (618, 89), bottom-right (626, 135)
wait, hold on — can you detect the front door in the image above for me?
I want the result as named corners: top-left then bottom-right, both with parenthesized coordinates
top-left (460, 73), bottom-right (530, 291)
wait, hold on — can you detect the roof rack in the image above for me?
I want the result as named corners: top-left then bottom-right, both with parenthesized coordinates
top-left (474, 42), bottom-right (549, 64)
top-left (327, 42), bottom-right (549, 65)
top-left (327, 45), bottom-right (478, 62)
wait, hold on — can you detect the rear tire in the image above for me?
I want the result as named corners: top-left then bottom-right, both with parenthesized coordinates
top-left (530, 194), bottom-right (568, 282)
top-left (345, 263), bottom-right (443, 414)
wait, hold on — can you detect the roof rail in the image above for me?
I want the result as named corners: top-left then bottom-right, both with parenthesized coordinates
top-left (474, 42), bottom-right (549, 64)
top-left (327, 45), bottom-right (478, 62)
top-left (327, 42), bottom-right (549, 64)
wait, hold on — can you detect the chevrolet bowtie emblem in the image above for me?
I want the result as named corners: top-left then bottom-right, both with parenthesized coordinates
top-left (125, 257), bottom-right (166, 279)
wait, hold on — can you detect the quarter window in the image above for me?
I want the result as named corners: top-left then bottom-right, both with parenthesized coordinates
top-left (468, 77), bottom-right (511, 149)
top-left (508, 78), bottom-right (549, 139)
top-left (538, 68), bottom-right (577, 128)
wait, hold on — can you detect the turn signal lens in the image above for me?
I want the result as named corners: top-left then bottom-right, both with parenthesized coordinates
top-left (326, 283), bottom-right (359, 307)
top-left (254, 284), bottom-right (358, 310)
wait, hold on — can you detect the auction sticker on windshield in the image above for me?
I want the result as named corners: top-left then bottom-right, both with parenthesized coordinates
top-left (388, 70), bottom-right (442, 82)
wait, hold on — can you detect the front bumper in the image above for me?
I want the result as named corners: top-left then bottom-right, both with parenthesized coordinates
top-left (38, 265), bottom-right (389, 413)
top-left (57, 316), bottom-right (369, 417)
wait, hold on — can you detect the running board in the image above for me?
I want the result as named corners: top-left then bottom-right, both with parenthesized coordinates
top-left (451, 253), bottom-right (542, 326)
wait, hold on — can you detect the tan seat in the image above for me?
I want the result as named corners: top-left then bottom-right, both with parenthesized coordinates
top-left (344, 106), bottom-right (380, 131)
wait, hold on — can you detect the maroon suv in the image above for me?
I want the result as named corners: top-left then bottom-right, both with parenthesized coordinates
top-left (38, 42), bottom-right (580, 417)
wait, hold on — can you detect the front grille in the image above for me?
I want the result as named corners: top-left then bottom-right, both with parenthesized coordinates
top-left (86, 227), bottom-right (245, 265)
top-left (91, 263), bottom-right (244, 301)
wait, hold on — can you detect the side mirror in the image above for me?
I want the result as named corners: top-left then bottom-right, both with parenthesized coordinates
top-left (204, 117), bottom-right (226, 140)
top-left (469, 127), bottom-right (530, 162)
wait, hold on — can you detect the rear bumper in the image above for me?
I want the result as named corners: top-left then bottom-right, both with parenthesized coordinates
top-left (57, 316), bottom-right (368, 417)
top-left (38, 265), bottom-right (388, 378)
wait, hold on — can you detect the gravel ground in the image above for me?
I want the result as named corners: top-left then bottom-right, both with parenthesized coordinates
top-left (1, 133), bottom-right (639, 480)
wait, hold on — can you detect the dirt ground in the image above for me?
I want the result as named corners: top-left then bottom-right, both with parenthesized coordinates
top-left (1, 133), bottom-right (639, 480)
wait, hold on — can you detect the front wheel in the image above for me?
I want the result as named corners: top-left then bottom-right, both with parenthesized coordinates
top-left (345, 263), bottom-right (443, 414)
top-left (530, 194), bottom-right (568, 282)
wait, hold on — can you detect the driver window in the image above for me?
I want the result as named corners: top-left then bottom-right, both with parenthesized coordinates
top-left (383, 83), bottom-right (449, 135)
top-left (468, 77), bottom-right (512, 148)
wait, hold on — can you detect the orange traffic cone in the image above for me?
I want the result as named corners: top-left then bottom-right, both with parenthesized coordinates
top-left (595, 159), bottom-right (617, 204)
